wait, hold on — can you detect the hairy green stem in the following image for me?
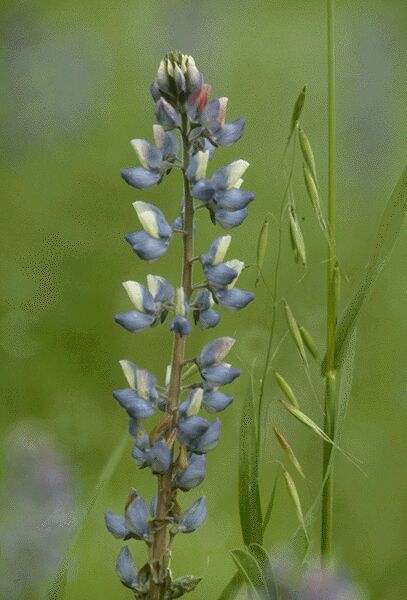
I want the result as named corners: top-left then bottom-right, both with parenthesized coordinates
top-left (322, 0), bottom-right (337, 566)
top-left (149, 112), bottom-right (194, 599)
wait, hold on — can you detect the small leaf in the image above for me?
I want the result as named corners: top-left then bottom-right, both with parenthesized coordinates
top-left (255, 216), bottom-right (269, 287)
top-left (169, 575), bottom-right (202, 598)
top-left (230, 549), bottom-right (266, 599)
top-left (238, 385), bottom-right (263, 546)
top-left (284, 301), bottom-right (307, 364)
top-left (283, 470), bottom-right (309, 542)
top-left (273, 426), bottom-right (305, 479)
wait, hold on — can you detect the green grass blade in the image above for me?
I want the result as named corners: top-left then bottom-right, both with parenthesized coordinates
top-left (323, 164), bottom-right (407, 373)
top-left (216, 572), bottom-right (243, 600)
top-left (249, 544), bottom-right (278, 600)
top-left (239, 385), bottom-right (263, 547)
top-left (230, 549), bottom-right (267, 600)
top-left (43, 431), bottom-right (129, 600)
top-left (262, 476), bottom-right (278, 534)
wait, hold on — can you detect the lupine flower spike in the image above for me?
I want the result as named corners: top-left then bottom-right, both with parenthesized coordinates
top-left (106, 52), bottom-right (254, 598)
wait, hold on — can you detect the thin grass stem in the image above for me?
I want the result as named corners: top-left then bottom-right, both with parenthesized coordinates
top-left (321, 0), bottom-right (337, 566)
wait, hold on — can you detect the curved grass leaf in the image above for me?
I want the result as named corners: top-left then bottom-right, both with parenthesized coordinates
top-left (249, 544), bottom-right (278, 599)
top-left (322, 164), bottom-right (407, 373)
top-left (231, 548), bottom-right (267, 600)
top-left (239, 385), bottom-right (263, 546)
top-left (216, 572), bottom-right (244, 600)
top-left (43, 432), bottom-right (129, 600)
top-left (262, 476), bottom-right (278, 534)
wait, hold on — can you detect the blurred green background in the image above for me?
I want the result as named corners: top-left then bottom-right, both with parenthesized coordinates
top-left (1, 0), bottom-right (406, 598)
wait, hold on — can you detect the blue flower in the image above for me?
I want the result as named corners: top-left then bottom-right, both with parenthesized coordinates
top-left (116, 546), bottom-right (139, 590)
top-left (105, 511), bottom-right (129, 539)
top-left (193, 289), bottom-right (221, 329)
top-left (191, 160), bottom-right (254, 228)
top-left (192, 97), bottom-right (245, 147)
top-left (113, 363), bottom-right (158, 419)
top-left (115, 276), bottom-right (174, 334)
top-left (175, 496), bottom-right (207, 534)
top-left (202, 388), bottom-right (233, 413)
top-left (125, 491), bottom-right (150, 541)
top-left (201, 363), bottom-right (241, 386)
top-left (170, 287), bottom-right (191, 336)
top-left (174, 453), bottom-right (206, 491)
top-left (197, 337), bottom-right (236, 368)
top-left (125, 201), bottom-right (172, 261)
top-left (121, 125), bottom-right (179, 190)
top-left (146, 439), bottom-right (172, 474)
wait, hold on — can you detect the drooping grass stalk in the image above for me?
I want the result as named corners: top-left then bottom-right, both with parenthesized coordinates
top-left (149, 112), bottom-right (194, 600)
top-left (257, 137), bottom-right (297, 448)
top-left (321, 0), bottom-right (337, 565)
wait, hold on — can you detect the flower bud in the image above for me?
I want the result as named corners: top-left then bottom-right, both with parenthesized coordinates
top-left (116, 546), bottom-right (138, 590)
top-left (125, 492), bottom-right (150, 541)
top-left (176, 497), bottom-right (207, 533)
top-left (105, 511), bottom-right (129, 539)
top-left (198, 337), bottom-right (235, 367)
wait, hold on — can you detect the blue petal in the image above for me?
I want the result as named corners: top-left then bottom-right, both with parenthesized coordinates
top-left (213, 118), bottom-right (245, 146)
top-left (105, 511), bottom-right (129, 539)
top-left (113, 389), bottom-right (156, 419)
top-left (194, 289), bottom-right (213, 310)
top-left (116, 546), bottom-right (138, 589)
top-left (155, 98), bottom-right (181, 130)
top-left (201, 363), bottom-right (241, 385)
top-left (125, 493), bottom-right (150, 540)
top-left (178, 416), bottom-right (209, 444)
top-left (214, 189), bottom-right (254, 210)
top-left (198, 308), bottom-right (220, 329)
top-left (198, 337), bottom-right (235, 368)
top-left (178, 497), bottom-right (207, 533)
top-left (132, 445), bottom-right (149, 468)
top-left (162, 131), bottom-right (179, 160)
top-left (148, 275), bottom-right (174, 303)
top-left (203, 390), bottom-right (233, 412)
top-left (170, 315), bottom-right (192, 336)
top-left (125, 231), bottom-right (170, 261)
top-left (115, 310), bottom-right (155, 333)
top-left (202, 138), bottom-right (216, 159)
top-left (204, 263), bottom-right (238, 287)
top-left (174, 453), bottom-right (206, 491)
top-left (121, 167), bottom-right (161, 189)
top-left (215, 288), bottom-right (255, 310)
top-left (215, 208), bottom-right (249, 229)
top-left (191, 179), bottom-right (215, 202)
top-left (192, 419), bottom-right (221, 453)
top-left (147, 439), bottom-right (172, 474)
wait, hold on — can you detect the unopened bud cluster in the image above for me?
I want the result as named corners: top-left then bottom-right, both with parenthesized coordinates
top-left (105, 52), bottom-right (255, 598)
